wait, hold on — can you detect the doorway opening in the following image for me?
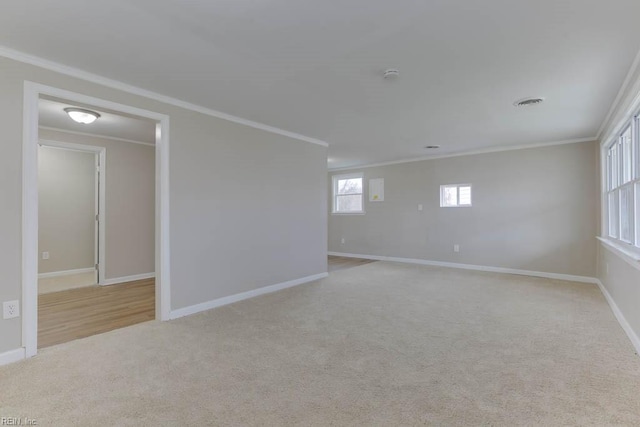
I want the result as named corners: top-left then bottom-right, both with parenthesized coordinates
top-left (37, 141), bottom-right (104, 294)
top-left (23, 82), bottom-right (171, 357)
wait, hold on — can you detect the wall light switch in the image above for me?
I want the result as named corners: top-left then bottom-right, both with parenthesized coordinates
top-left (418, 204), bottom-right (423, 211)
top-left (453, 244), bottom-right (460, 253)
top-left (42, 251), bottom-right (50, 260)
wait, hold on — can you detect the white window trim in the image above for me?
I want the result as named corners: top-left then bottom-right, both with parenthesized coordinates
top-left (601, 108), bottom-right (640, 261)
top-left (440, 183), bottom-right (473, 208)
top-left (332, 172), bottom-right (365, 215)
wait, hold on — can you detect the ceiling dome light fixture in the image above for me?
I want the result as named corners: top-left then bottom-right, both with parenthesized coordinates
top-left (513, 97), bottom-right (544, 107)
top-left (383, 69), bottom-right (399, 79)
top-left (64, 107), bottom-right (101, 124)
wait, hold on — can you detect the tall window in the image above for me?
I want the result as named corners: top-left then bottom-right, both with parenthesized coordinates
top-left (605, 115), bottom-right (640, 249)
top-left (332, 173), bottom-right (364, 214)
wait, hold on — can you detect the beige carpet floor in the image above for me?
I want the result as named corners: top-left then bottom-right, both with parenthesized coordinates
top-left (2, 262), bottom-right (640, 426)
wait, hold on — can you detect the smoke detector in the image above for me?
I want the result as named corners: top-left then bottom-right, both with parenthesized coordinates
top-left (383, 69), bottom-right (399, 79)
top-left (514, 97), bottom-right (544, 107)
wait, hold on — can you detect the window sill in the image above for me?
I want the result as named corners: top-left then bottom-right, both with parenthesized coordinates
top-left (597, 237), bottom-right (640, 271)
top-left (331, 212), bottom-right (365, 216)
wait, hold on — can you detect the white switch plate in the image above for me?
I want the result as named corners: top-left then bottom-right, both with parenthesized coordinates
top-left (418, 204), bottom-right (423, 211)
top-left (340, 238), bottom-right (346, 244)
top-left (453, 244), bottom-right (460, 253)
top-left (42, 251), bottom-right (50, 260)
top-left (3, 300), bottom-right (20, 319)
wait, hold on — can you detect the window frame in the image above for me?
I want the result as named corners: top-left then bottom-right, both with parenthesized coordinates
top-left (440, 183), bottom-right (472, 208)
top-left (603, 110), bottom-right (640, 257)
top-left (332, 172), bottom-right (365, 215)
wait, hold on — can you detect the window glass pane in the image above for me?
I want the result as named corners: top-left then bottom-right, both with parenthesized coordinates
top-left (620, 185), bottom-right (633, 243)
top-left (337, 178), bottom-right (362, 195)
top-left (443, 186), bottom-right (457, 206)
top-left (608, 144), bottom-right (618, 190)
top-left (611, 144), bottom-right (619, 189)
top-left (459, 186), bottom-right (471, 205)
top-left (607, 151), bottom-right (612, 191)
top-left (636, 183), bottom-right (640, 247)
top-left (608, 191), bottom-right (619, 238)
top-left (608, 150), bottom-right (614, 191)
top-left (635, 117), bottom-right (640, 181)
top-left (336, 195), bottom-right (362, 212)
top-left (622, 127), bottom-right (633, 184)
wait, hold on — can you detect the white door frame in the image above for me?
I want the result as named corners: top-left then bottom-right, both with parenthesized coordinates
top-left (23, 81), bottom-right (171, 357)
top-left (38, 140), bottom-right (107, 285)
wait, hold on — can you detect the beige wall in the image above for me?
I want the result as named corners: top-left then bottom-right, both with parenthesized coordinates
top-left (40, 129), bottom-right (155, 280)
top-left (0, 56), bottom-right (327, 354)
top-left (329, 141), bottom-right (599, 277)
top-left (597, 245), bottom-right (640, 342)
top-left (594, 52), bottom-right (640, 351)
top-left (38, 146), bottom-right (96, 274)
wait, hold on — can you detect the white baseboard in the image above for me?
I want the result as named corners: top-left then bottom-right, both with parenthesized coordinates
top-left (101, 272), bottom-right (155, 286)
top-left (596, 279), bottom-right (640, 355)
top-left (169, 272), bottom-right (329, 320)
top-left (328, 252), bottom-right (598, 284)
top-left (38, 267), bottom-right (94, 279)
top-left (0, 348), bottom-right (25, 366)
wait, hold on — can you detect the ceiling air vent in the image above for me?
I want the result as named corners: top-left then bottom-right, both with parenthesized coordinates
top-left (383, 69), bottom-right (399, 79)
top-left (514, 97), bottom-right (544, 107)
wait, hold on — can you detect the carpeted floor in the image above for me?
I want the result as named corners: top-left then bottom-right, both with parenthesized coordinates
top-left (2, 262), bottom-right (640, 426)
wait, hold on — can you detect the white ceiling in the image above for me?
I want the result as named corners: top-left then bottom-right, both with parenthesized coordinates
top-left (39, 97), bottom-right (156, 144)
top-left (3, 0), bottom-right (640, 168)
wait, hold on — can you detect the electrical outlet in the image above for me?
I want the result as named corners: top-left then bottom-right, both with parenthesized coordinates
top-left (341, 238), bottom-right (346, 245)
top-left (42, 251), bottom-right (50, 260)
top-left (453, 244), bottom-right (460, 253)
top-left (3, 300), bottom-right (20, 319)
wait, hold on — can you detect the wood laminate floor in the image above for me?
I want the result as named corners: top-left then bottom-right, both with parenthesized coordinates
top-left (328, 255), bottom-right (376, 272)
top-left (38, 278), bottom-right (155, 349)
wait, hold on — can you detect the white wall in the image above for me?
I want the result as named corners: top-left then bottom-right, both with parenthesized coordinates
top-left (0, 56), bottom-right (327, 354)
top-left (38, 146), bottom-right (96, 274)
top-left (40, 129), bottom-right (155, 280)
top-left (329, 141), bottom-right (599, 278)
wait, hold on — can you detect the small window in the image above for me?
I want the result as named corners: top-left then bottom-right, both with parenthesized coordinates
top-left (440, 184), bottom-right (472, 207)
top-left (332, 173), bottom-right (364, 214)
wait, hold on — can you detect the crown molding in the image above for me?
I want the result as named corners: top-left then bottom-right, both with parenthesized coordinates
top-left (328, 136), bottom-right (596, 172)
top-left (0, 45), bottom-right (328, 148)
top-left (597, 46), bottom-right (640, 143)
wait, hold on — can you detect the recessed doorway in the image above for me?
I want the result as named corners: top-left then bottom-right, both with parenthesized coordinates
top-left (22, 82), bottom-right (171, 357)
